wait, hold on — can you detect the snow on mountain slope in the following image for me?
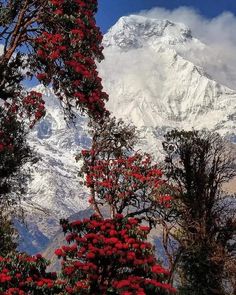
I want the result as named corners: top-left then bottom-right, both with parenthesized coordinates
top-left (18, 15), bottom-right (236, 254)
top-left (103, 15), bottom-right (194, 48)
top-left (17, 86), bottom-right (91, 254)
top-left (99, 15), bottom-right (236, 149)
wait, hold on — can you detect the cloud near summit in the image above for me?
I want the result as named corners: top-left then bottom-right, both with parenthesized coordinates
top-left (138, 6), bottom-right (236, 90)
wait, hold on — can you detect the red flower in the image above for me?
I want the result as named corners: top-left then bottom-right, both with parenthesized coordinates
top-left (54, 248), bottom-right (64, 257)
top-left (36, 49), bottom-right (46, 58)
top-left (0, 273), bottom-right (11, 283)
top-left (36, 73), bottom-right (47, 81)
top-left (54, 8), bottom-right (63, 15)
top-left (35, 110), bottom-right (43, 120)
top-left (128, 218), bottom-right (139, 225)
top-left (35, 254), bottom-right (42, 259)
top-left (86, 252), bottom-right (95, 259)
top-left (152, 265), bottom-right (169, 275)
top-left (139, 226), bottom-right (150, 232)
top-left (49, 51), bottom-right (60, 59)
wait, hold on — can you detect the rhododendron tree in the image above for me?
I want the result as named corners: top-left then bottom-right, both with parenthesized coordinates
top-left (0, 0), bottom-right (108, 252)
top-left (85, 117), bottom-right (138, 159)
top-left (0, 85), bottom-right (46, 252)
top-left (77, 117), bottom-right (173, 223)
top-left (0, 216), bottom-right (176, 294)
top-left (33, 0), bottom-right (109, 119)
top-left (0, 253), bottom-right (64, 294)
top-left (55, 214), bottom-right (176, 294)
top-left (0, 0), bottom-right (108, 120)
top-left (81, 151), bottom-right (173, 223)
top-left (0, 2), bottom-right (177, 294)
top-left (0, 0), bottom-right (108, 204)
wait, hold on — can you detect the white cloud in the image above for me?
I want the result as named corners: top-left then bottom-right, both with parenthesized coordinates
top-left (139, 7), bottom-right (236, 90)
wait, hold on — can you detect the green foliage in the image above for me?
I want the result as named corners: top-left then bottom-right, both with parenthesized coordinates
top-left (0, 1), bottom-right (22, 26)
top-left (0, 106), bottom-right (32, 254)
top-left (162, 129), bottom-right (236, 294)
top-left (0, 210), bottom-right (17, 255)
top-left (0, 106), bottom-right (34, 204)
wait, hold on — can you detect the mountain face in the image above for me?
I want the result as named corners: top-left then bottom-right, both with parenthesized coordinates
top-left (99, 15), bottom-right (236, 148)
top-left (18, 15), bottom-right (236, 254)
top-left (18, 86), bottom-right (91, 254)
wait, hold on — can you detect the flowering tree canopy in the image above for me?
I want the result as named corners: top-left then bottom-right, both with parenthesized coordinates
top-left (77, 117), bottom-right (173, 223)
top-left (55, 214), bottom-right (176, 295)
top-left (0, 0), bottom-right (108, 120)
top-left (0, 253), bottom-right (63, 294)
top-left (0, 215), bottom-right (176, 294)
top-left (82, 151), bottom-right (173, 223)
top-left (0, 0), bottom-right (108, 233)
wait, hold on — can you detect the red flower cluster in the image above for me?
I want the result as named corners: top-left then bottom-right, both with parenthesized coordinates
top-left (0, 253), bottom-right (63, 294)
top-left (0, 215), bottom-right (177, 294)
top-left (55, 214), bottom-right (176, 294)
top-left (81, 151), bottom-right (172, 219)
top-left (22, 91), bottom-right (46, 127)
top-left (34, 0), bottom-right (109, 120)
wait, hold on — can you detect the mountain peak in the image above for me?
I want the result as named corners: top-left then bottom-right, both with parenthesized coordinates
top-left (103, 15), bottom-right (193, 49)
top-left (99, 15), bottom-right (236, 142)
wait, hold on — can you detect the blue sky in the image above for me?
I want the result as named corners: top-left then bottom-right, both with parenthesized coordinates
top-left (96, 0), bottom-right (236, 32)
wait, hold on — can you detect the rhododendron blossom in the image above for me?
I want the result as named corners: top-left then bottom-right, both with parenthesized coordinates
top-left (0, 253), bottom-right (64, 294)
top-left (33, 0), bottom-right (109, 119)
top-left (81, 151), bottom-right (173, 222)
top-left (54, 214), bottom-right (176, 294)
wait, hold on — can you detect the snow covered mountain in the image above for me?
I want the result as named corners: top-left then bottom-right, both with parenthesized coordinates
top-left (18, 15), bottom-right (236, 254)
top-left (18, 86), bottom-right (91, 254)
top-left (99, 15), bottom-right (236, 148)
